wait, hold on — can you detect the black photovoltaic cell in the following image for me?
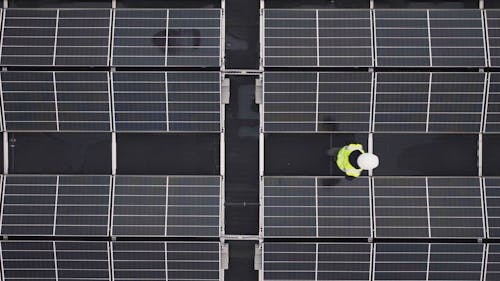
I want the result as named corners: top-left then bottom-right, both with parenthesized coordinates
top-left (373, 177), bottom-right (429, 238)
top-left (429, 10), bottom-right (486, 67)
top-left (112, 9), bottom-right (221, 67)
top-left (263, 72), bottom-right (372, 132)
top-left (112, 176), bottom-right (221, 237)
top-left (427, 177), bottom-right (484, 238)
top-left (263, 177), bottom-right (371, 238)
top-left (373, 177), bottom-right (484, 238)
top-left (1, 175), bottom-right (111, 236)
top-left (54, 9), bottom-right (111, 66)
top-left (428, 244), bottom-right (484, 281)
top-left (374, 243), bottom-right (484, 281)
top-left (485, 178), bottom-right (500, 238)
top-left (317, 10), bottom-right (372, 67)
top-left (55, 242), bottom-right (110, 281)
top-left (486, 73), bottom-right (500, 133)
top-left (374, 72), bottom-right (486, 133)
top-left (429, 73), bottom-right (485, 132)
top-left (374, 243), bottom-right (428, 281)
top-left (1, 241), bottom-right (110, 281)
top-left (374, 72), bottom-right (430, 132)
top-left (487, 10), bottom-right (500, 67)
top-left (486, 244), bottom-right (500, 281)
top-left (1, 71), bottom-right (111, 131)
top-left (1, 9), bottom-right (111, 66)
top-left (263, 243), bottom-right (372, 281)
top-left (264, 9), bottom-right (372, 67)
top-left (112, 242), bottom-right (221, 281)
top-left (375, 10), bottom-right (431, 67)
top-left (112, 72), bottom-right (221, 132)
top-left (264, 10), bottom-right (317, 67)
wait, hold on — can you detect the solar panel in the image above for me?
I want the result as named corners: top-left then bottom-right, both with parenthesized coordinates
top-left (1, 71), bottom-right (111, 131)
top-left (486, 10), bottom-right (500, 67)
top-left (428, 10), bottom-right (487, 67)
top-left (1, 9), bottom-right (111, 66)
top-left (263, 177), bottom-right (371, 238)
top-left (374, 243), bottom-right (484, 281)
top-left (429, 73), bottom-right (486, 132)
top-left (374, 10), bottom-right (431, 67)
top-left (373, 177), bottom-right (484, 238)
top-left (373, 177), bottom-right (430, 238)
top-left (374, 72), bottom-right (486, 133)
top-left (1, 175), bottom-right (111, 236)
top-left (112, 242), bottom-right (221, 281)
top-left (1, 241), bottom-right (110, 281)
top-left (374, 72), bottom-right (431, 132)
top-left (263, 9), bottom-right (373, 67)
top-left (427, 177), bottom-right (484, 238)
top-left (263, 72), bottom-right (373, 132)
top-left (486, 244), bottom-right (500, 281)
top-left (373, 243), bottom-right (429, 281)
top-left (262, 243), bottom-right (372, 281)
top-left (486, 73), bottom-right (500, 133)
top-left (112, 9), bottom-right (221, 67)
top-left (112, 71), bottom-right (221, 132)
top-left (484, 178), bottom-right (500, 238)
top-left (111, 176), bottom-right (221, 237)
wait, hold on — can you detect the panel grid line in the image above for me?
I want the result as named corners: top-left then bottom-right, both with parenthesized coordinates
top-left (52, 9), bottom-right (59, 66)
top-left (315, 10), bottom-right (319, 67)
top-left (426, 73), bottom-right (432, 132)
top-left (52, 72), bottom-right (60, 132)
top-left (164, 176), bottom-right (169, 237)
top-left (480, 177), bottom-right (488, 238)
top-left (165, 9), bottom-right (169, 67)
top-left (315, 72), bottom-right (319, 132)
top-left (52, 175), bottom-right (59, 236)
top-left (0, 176), bottom-right (4, 236)
top-left (425, 177), bottom-right (432, 237)
top-left (314, 177), bottom-right (318, 238)
top-left (426, 243), bottom-right (431, 281)
top-left (427, 10), bottom-right (433, 67)
top-left (53, 241), bottom-right (59, 281)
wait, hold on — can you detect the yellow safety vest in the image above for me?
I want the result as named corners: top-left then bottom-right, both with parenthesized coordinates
top-left (336, 144), bottom-right (365, 177)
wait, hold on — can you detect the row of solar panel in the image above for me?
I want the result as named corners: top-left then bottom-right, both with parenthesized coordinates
top-left (0, 8), bottom-right (222, 67)
top-left (0, 241), bottom-right (221, 281)
top-left (263, 177), bottom-right (500, 239)
top-left (264, 9), bottom-right (500, 68)
top-left (263, 72), bottom-right (500, 133)
top-left (0, 71), bottom-right (221, 132)
top-left (0, 175), bottom-right (221, 237)
top-left (262, 242), bottom-right (498, 281)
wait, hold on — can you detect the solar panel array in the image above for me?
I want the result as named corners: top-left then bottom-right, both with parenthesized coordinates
top-left (0, 71), bottom-right (222, 132)
top-left (112, 71), bottom-right (221, 132)
top-left (1, 9), bottom-right (112, 66)
top-left (112, 176), bottom-right (221, 237)
top-left (112, 9), bottom-right (221, 67)
top-left (0, 241), bottom-right (221, 281)
top-left (0, 8), bottom-right (222, 67)
top-left (264, 9), bottom-right (492, 68)
top-left (260, 6), bottom-right (500, 281)
top-left (263, 177), bottom-right (372, 238)
top-left (262, 242), bottom-right (489, 281)
top-left (263, 72), bottom-right (373, 132)
top-left (0, 175), bottom-right (222, 238)
top-left (262, 243), bottom-right (372, 281)
top-left (263, 9), bottom-right (373, 67)
top-left (262, 72), bottom-right (495, 133)
top-left (261, 176), bottom-right (500, 239)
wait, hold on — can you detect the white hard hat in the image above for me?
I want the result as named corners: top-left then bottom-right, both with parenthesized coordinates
top-left (357, 153), bottom-right (379, 170)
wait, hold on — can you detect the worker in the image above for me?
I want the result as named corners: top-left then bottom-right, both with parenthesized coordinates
top-left (336, 144), bottom-right (379, 178)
